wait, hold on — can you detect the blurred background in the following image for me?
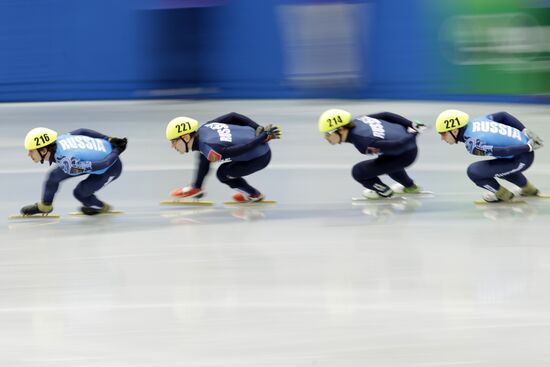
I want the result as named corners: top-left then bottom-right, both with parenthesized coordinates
top-left (1, 0), bottom-right (549, 103)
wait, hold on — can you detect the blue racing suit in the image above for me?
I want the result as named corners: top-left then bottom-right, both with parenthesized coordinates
top-left (458, 112), bottom-right (534, 192)
top-left (191, 112), bottom-right (271, 196)
top-left (42, 129), bottom-right (123, 207)
top-left (346, 112), bottom-right (419, 193)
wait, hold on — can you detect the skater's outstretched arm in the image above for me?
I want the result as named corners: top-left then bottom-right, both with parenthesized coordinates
top-left (368, 112), bottom-right (413, 128)
top-left (192, 154), bottom-right (211, 189)
top-left (471, 144), bottom-right (532, 157)
top-left (69, 128), bottom-right (109, 140)
top-left (90, 151), bottom-right (121, 172)
top-left (210, 133), bottom-right (269, 158)
top-left (42, 167), bottom-right (72, 204)
top-left (214, 112), bottom-right (261, 129)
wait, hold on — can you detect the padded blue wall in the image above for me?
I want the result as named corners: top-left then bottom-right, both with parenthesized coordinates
top-left (0, 0), bottom-right (546, 102)
top-left (0, 0), bottom-right (143, 100)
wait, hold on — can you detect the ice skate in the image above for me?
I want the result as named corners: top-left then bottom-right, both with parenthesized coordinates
top-left (10, 202), bottom-right (59, 219)
top-left (73, 202), bottom-right (122, 216)
top-left (232, 192), bottom-right (265, 203)
top-left (353, 188), bottom-right (399, 202)
top-left (362, 187), bottom-right (393, 200)
top-left (390, 183), bottom-right (433, 195)
top-left (224, 192), bottom-right (276, 205)
top-left (170, 186), bottom-right (204, 199)
top-left (519, 182), bottom-right (539, 197)
top-left (475, 187), bottom-right (525, 205)
top-left (514, 182), bottom-right (550, 199)
top-left (161, 187), bottom-right (214, 205)
top-left (481, 192), bottom-right (501, 203)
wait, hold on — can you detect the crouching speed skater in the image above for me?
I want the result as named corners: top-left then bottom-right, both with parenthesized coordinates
top-left (166, 112), bottom-right (281, 203)
top-left (21, 127), bottom-right (127, 215)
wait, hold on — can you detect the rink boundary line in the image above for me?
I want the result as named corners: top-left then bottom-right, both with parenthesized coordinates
top-left (2, 163), bottom-right (550, 174)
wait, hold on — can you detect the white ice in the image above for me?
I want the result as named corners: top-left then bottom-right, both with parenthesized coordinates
top-left (1, 100), bottom-right (550, 366)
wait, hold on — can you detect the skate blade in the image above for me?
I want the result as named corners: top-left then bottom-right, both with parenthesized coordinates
top-left (352, 196), bottom-right (406, 202)
top-left (160, 200), bottom-right (214, 206)
top-left (8, 213), bottom-right (60, 219)
top-left (223, 200), bottom-right (277, 205)
top-left (399, 190), bottom-right (434, 196)
top-left (473, 200), bottom-right (527, 205)
top-left (69, 210), bottom-right (124, 216)
top-left (515, 194), bottom-right (550, 199)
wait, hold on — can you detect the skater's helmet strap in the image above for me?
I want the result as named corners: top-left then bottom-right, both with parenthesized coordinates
top-left (318, 109), bottom-right (352, 133)
top-left (166, 117), bottom-right (199, 140)
top-left (24, 127), bottom-right (58, 150)
top-left (436, 109), bottom-right (469, 133)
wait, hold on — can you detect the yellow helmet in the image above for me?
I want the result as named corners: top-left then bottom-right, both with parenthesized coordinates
top-left (24, 127), bottom-right (58, 150)
top-left (166, 116), bottom-right (199, 140)
top-left (318, 108), bottom-right (352, 133)
top-left (435, 109), bottom-right (469, 133)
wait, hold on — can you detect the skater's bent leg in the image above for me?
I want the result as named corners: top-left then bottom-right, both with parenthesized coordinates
top-left (73, 160), bottom-right (122, 207)
top-left (216, 152), bottom-right (270, 195)
top-left (497, 152), bottom-right (534, 187)
top-left (351, 160), bottom-right (390, 193)
top-left (387, 169), bottom-right (414, 188)
top-left (502, 172), bottom-right (528, 188)
top-left (468, 152), bottom-right (533, 193)
top-left (43, 167), bottom-right (72, 204)
top-left (466, 161), bottom-right (500, 192)
top-left (353, 148), bottom-right (418, 192)
top-left (217, 169), bottom-right (257, 194)
top-left (386, 148), bottom-right (418, 188)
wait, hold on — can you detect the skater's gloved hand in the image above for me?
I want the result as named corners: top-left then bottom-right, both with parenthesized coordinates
top-left (109, 137), bottom-right (128, 154)
top-left (523, 128), bottom-right (543, 145)
top-left (170, 186), bottom-right (204, 198)
top-left (20, 202), bottom-right (53, 215)
top-left (264, 124), bottom-right (282, 141)
top-left (255, 126), bottom-right (265, 136)
top-left (408, 120), bottom-right (427, 134)
top-left (527, 138), bottom-right (544, 151)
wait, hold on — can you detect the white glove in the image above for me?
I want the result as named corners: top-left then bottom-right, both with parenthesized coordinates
top-left (527, 138), bottom-right (544, 152)
top-left (408, 120), bottom-right (428, 134)
top-left (523, 128), bottom-right (543, 145)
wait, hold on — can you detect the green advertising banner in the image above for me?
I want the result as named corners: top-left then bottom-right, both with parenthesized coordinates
top-left (430, 0), bottom-right (550, 96)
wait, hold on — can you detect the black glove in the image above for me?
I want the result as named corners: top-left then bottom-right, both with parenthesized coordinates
top-left (264, 124), bottom-right (282, 142)
top-left (109, 137), bottom-right (128, 154)
top-left (21, 202), bottom-right (53, 215)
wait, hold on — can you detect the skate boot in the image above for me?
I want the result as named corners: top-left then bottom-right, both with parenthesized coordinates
top-left (20, 202), bottom-right (53, 215)
top-left (482, 187), bottom-right (514, 203)
top-left (362, 187), bottom-right (393, 200)
top-left (232, 192), bottom-right (265, 203)
top-left (391, 183), bottom-right (421, 194)
top-left (170, 186), bottom-right (204, 199)
top-left (520, 181), bottom-right (539, 197)
top-left (81, 202), bottom-right (112, 215)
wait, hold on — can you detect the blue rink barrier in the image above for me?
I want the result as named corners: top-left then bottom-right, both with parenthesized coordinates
top-left (0, 0), bottom-right (548, 103)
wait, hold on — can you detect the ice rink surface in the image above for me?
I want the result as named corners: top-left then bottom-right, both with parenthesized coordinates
top-left (1, 99), bottom-right (550, 366)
